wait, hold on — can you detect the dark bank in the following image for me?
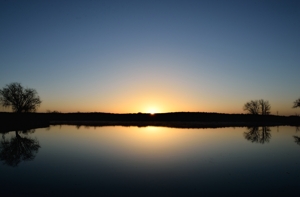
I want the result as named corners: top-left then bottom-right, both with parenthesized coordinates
top-left (1, 112), bottom-right (300, 132)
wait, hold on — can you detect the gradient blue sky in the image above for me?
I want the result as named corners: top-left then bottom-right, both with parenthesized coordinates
top-left (1, 0), bottom-right (299, 115)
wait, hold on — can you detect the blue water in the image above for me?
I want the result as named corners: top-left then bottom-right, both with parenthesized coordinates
top-left (1, 125), bottom-right (300, 196)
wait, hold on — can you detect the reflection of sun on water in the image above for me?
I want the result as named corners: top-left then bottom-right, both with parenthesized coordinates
top-left (143, 126), bottom-right (160, 133)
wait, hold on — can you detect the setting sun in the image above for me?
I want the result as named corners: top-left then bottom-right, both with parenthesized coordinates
top-left (147, 108), bottom-right (158, 115)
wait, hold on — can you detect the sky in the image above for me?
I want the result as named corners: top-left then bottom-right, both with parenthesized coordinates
top-left (0, 0), bottom-right (299, 115)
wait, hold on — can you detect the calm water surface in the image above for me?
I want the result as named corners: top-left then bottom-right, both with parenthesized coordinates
top-left (1, 125), bottom-right (300, 196)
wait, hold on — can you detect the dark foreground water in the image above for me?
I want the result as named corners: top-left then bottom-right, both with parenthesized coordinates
top-left (1, 125), bottom-right (300, 197)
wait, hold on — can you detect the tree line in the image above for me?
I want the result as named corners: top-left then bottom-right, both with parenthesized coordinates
top-left (0, 82), bottom-right (300, 114)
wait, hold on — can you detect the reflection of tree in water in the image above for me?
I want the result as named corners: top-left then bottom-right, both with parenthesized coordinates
top-left (294, 136), bottom-right (300, 146)
top-left (293, 126), bottom-right (300, 146)
top-left (244, 126), bottom-right (271, 144)
top-left (0, 129), bottom-right (40, 167)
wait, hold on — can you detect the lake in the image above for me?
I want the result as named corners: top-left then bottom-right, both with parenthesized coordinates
top-left (1, 125), bottom-right (300, 196)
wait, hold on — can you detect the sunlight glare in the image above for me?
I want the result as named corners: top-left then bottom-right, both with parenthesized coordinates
top-left (147, 108), bottom-right (157, 115)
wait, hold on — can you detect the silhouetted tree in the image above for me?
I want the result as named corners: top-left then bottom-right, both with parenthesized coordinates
top-left (243, 99), bottom-right (271, 115)
top-left (243, 100), bottom-right (260, 115)
top-left (0, 82), bottom-right (41, 113)
top-left (0, 129), bottom-right (40, 167)
top-left (259, 99), bottom-right (271, 115)
top-left (293, 98), bottom-right (300, 108)
top-left (244, 126), bottom-right (271, 144)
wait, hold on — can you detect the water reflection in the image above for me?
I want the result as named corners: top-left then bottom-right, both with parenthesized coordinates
top-left (0, 129), bottom-right (40, 167)
top-left (293, 126), bottom-right (300, 146)
top-left (1, 125), bottom-right (300, 196)
top-left (293, 136), bottom-right (300, 146)
top-left (244, 126), bottom-right (271, 144)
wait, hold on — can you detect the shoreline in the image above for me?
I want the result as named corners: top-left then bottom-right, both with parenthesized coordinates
top-left (0, 120), bottom-right (298, 133)
top-left (1, 112), bottom-right (299, 132)
top-left (49, 120), bottom-right (294, 129)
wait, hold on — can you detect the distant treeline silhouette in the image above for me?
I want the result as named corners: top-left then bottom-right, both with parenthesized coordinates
top-left (1, 112), bottom-right (300, 132)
